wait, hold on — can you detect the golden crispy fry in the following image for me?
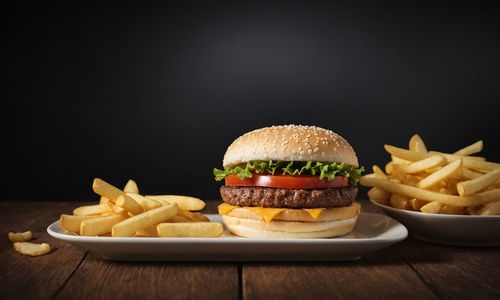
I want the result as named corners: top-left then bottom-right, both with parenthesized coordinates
top-left (360, 175), bottom-right (500, 207)
top-left (391, 155), bottom-right (411, 164)
top-left (478, 201), bottom-right (500, 215)
top-left (135, 225), bottom-right (158, 237)
top-left (385, 162), bottom-right (393, 174)
top-left (115, 194), bottom-right (144, 215)
top-left (146, 195), bottom-right (206, 211)
top-left (177, 209), bottom-right (210, 222)
top-left (73, 203), bottom-right (111, 216)
top-left (391, 165), bottom-right (407, 182)
top-left (80, 215), bottom-right (127, 236)
top-left (409, 134), bottom-right (428, 154)
top-left (157, 222), bottom-right (223, 238)
top-left (440, 205), bottom-right (466, 215)
top-left (112, 204), bottom-right (178, 237)
top-left (390, 194), bottom-right (410, 209)
top-left (92, 178), bottom-right (123, 203)
top-left (457, 169), bottom-right (500, 196)
top-left (409, 198), bottom-right (428, 211)
top-left (60, 214), bottom-right (99, 234)
top-left (417, 159), bottom-right (462, 189)
top-left (14, 242), bottom-right (51, 256)
top-left (111, 204), bottom-right (128, 215)
top-left (420, 201), bottom-right (442, 214)
top-left (8, 231), bottom-right (32, 242)
top-left (367, 187), bottom-right (390, 204)
top-left (372, 165), bottom-right (387, 179)
top-left (167, 215), bottom-right (192, 222)
top-left (453, 140), bottom-right (483, 156)
top-left (99, 197), bottom-right (110, 204)
top-left (384, 145), bottom-right (426, 161)
top-left (461, 168), bottom-right (484, 179)
top-left (399, 155), bottom-right (447, 174)
top-left (123, 179), bottom-right (139, 194)
top-left (126, 193), bottom-right (162, 211)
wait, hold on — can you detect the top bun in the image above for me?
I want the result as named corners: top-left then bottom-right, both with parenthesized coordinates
top-left (223, 125), bottom-right (358, 167)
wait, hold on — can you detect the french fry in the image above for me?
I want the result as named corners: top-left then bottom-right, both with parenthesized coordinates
top-left (462, 159), bottom-right (500, 172)
top-left (99, 197), bottom-right (110, 204)
top-left (461, 168), bottom-right (484, 179)
top-left (385, 162), bottom-right (393, 174)
top-left (146, 195), bottom-right (206, 211)
top-left (126, 193), bottom-right (162, 211)
top-left (420, 201), bottom-right (442, 214)
top-left (478, 201), bottom-right (500, 215)
top-left (457, 169), bottom-right (500, 196)
top-left (112, 204), bottom-right (178, 237)
top-left (13, 242), bottom-right (51, 257)
top-left (367, 187), bottom-right (390, 204)
top-left (384, 145), bottom-right (427, 161)
top-left (167, 216), bottom-right (192, 222)
top-left (409, 134), bottom-right (428, 154)
top-left (390, 194), bottom-right (410, 209)
top-left (135, 225), bottom-right (158, 237)
top-left (391, 155), bottom-right (410, 164)
top-left (177, 209), bottom-right (210, 222)
top-left (440, 205), bottom-right (466, 215)
top-left (360, 175), bottom-right (500, 207)
top-left (92, 178), bottom-right (124, 203)
top-left (73, 203), bottom-right (111, 216)
top-left (467, 206), bottom-right (483, 215)
top-left (399, 155), bottom-right (447, 174)
top-left (429, 151), bottom-right (485, 161)
top-left (417, 159), bottom-right (462, 189)
top-left (8, 231), bottom-right (32, 242)
top-left (80, 215), bottom-right (127, 236)
top-left (123, 179), bottom-right (139, 194)
top-left (157, 222), bottom-right (223, 238)
top-left (391, 164), bottom-right (407, 182)
top-left (453, 140), bottom-right (483, 156)
top-left (115, 194), bottom-right (144, 215)
top-left (409, 198), bottom-right (428, 211)
top-left (372, 165), bottom-right (387, 179)
top-left (111, 204), bottom-right (128, 215)
top-left (60, 214), bottom-right (99, 234)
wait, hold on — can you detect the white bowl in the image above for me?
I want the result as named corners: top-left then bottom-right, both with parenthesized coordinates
top-left (370, 200), bottom-right (500, 246)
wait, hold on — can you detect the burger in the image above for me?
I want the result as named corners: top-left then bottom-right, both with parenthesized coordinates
top-left (213, 125), bottom-right (364, 238)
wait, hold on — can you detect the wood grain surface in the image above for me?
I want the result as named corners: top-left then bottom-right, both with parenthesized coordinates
top-left (1, 200), bottom-right (499, 300)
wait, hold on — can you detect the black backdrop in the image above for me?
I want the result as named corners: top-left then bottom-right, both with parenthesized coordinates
top-left (3, 2), bottom-right (499, 201)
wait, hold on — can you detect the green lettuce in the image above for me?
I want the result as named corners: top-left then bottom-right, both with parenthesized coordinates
top-left (213, 160), bottom-right (364, 186)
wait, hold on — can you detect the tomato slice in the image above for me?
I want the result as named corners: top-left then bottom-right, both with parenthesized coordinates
top-left (225, 174), bottom-right (348, 189)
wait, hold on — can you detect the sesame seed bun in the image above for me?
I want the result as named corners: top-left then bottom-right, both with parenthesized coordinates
top-left (223, 125), bottom-right (358, 167)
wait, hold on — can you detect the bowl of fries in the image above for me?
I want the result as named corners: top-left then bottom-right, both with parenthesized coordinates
top-left (361, 134), bottom-right (500, 246)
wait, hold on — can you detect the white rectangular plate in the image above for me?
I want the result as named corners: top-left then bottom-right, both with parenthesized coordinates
top-left (47, 213), bottom-right (407, 261)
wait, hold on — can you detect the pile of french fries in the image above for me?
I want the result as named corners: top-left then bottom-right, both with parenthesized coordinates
top-left (361, 135), bottom-right (500, 215)
top-left (60, 178), bottom-right (223, 237)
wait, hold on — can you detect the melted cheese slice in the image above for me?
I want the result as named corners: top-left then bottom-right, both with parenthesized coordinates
top-left (247, 207), bottom-right (285, 222)
top-left (218, 203), bottom-right (327, 222)
top-left (303, 208), bottom-right (325, 219)
top-left (218, 203), bottom-right (238, 215)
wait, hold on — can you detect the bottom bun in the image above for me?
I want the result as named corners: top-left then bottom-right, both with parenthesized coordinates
top-left (222, 215), bottom-right (358, 238)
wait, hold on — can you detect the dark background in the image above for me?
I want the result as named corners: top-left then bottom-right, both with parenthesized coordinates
top-left (3, 2), bottom-right (499, 201)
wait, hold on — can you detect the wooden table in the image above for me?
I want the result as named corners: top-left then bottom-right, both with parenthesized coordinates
top-left (1, 201), bottom-right (499, 300)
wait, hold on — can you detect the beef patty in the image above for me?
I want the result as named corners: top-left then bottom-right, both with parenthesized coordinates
top-left (220, 185), bottom-right (357, 209)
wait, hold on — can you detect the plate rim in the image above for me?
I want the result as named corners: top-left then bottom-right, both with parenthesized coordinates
top-left (47, 212), bottom-right (408, 244)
